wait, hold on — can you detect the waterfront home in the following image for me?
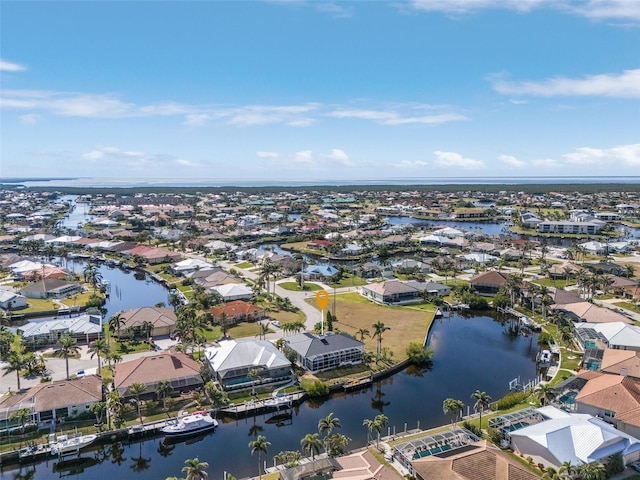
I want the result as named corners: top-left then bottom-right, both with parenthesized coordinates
top-left (600, 349), bottom-right (640, 378)
top-left (0, 375), bottom-right (102, 425)
top-left (19, 279), bottom-right (83, 300)
top-left (302, 264), bottom-right (339, 280)
top-left (537, 220), bottom-right (605, 234)
top-left (360, 280), bottom-right (422, 305)
top-left (212, 283), bottom-right (254, 302)
top-left (203, 339), bottom-right (291, 391)
top-left (574, 371), bottom-right (640, 439)
top-left (13, 314), bottom-right (103, 347)
top-left (210, 300), bottom-right (265, 325)
top-left (509, 405), bottom-right (640, 469)
top-left (556, 302), bottom-right (633, 325)
top-left (0, 290), bottom-right (28, 310)
top-left (172, 258), bottom-right (215, 274)
top-left (390, 259), bottom-right (431, 274)
top-left (405, 281), bottom-right (451, 297)
top-left (118, 306), bottom-right (177, 338)
top-left (469, 271), bottom-right (509, 295)
top-left (284, 332), bottom-right (363, 373)
top-left (114, 353), bottom-right (203, 396)
top-left (574, 322), bottom-right (640, 352)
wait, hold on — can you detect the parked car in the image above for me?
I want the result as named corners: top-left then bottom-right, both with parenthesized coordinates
top-left (271, 320), bottom-right (281, 328)
top-left (630, 461), bottom-right (640, 472)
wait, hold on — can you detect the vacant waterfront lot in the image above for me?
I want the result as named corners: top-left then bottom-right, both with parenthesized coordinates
top-left (314, 293), bottom-right (436, 361)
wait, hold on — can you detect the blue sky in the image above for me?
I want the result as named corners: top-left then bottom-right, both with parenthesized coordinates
top-left (1, 0), bottom-right (639, 182)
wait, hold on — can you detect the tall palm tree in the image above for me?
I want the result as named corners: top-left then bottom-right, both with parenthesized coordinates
top-left (249, 435), bottom-right (270, 480)
top-left (248, 368), bottom-right (261, 396)
top-left (362, 414), bottom-right (388, 449)
top-left (9, 407), bottom-right (31, 432)
top-left (318, 412), bottom-right (341, 438)
top-left (156, 380), bottom-right (172, 411)
top-left (88, 338), bottom-right (109, 371)
top-left (538, 285), bottom-right (551, 321)
top-left (181, 457), bottom-right (209, 480)
top-left (471, 390), bottom-right (491, 431)
top-left (371, 321), bottom-right (390, 360)
top-left (300, 432), bottom-right (323, 462)
top-left (443, 398), bottom-right (464, 427)
top-left (2, 350), bottom-right (26, 390)
top-left (535, 383), bottom-right (556, 406)
top-left (108, 313), bottom-right (126, 342)
top-left (54, 333), bottom-right (79, 380)
top-left (356, 328), bottom-right (370, 342)
top-left (127, 382), bottom-right (147, 424)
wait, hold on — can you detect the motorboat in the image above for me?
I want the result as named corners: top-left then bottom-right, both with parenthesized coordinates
top-left (161, 411), bottom-right (218, 437)
top-left (50, 433), bottom-right (98, 456)
top-left (264, 393), bottom-right (292, 408)
top-left (537, 350), bottom-right (552, 365)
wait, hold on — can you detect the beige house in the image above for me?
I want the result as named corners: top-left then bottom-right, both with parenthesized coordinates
top-left (0, 375), bottom-right (103, 425)
top-left (119, 306), bottom-right (178, 338)
top-left (114, 353), bottom-right (203, 397)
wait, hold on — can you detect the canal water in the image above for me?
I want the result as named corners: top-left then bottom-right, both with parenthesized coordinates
top-left (3, 311), bottom-right (540, 479)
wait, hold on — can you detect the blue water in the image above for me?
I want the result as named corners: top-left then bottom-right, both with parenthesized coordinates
top-left (4, 176), bottom-right (640, 188)
top-left (2, 312), bottom-right (539, 479)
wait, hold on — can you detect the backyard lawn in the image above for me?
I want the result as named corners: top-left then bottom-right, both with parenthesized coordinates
top-left (312, 293), bottom-right (437, 361)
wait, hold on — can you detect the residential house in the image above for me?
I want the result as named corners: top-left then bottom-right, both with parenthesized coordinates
top-left (556, 302), bottom-right (633, 325)
top-left (114, 352), bottom-right (203, 397)
top-left (405, 281), bottom-right (452, 297)
top-left (14, 314), bottom-right (103, 347)
top-left (0, 375), bottom-right (103, 425)
top-left (118, 306), bottom-right (178, 338)
top-left (212, 283), bottom-right (254, 302)
top-left (0, 290), bottom-right (28, 310)
top-left (285, 332), bottom-right (363, 373)
top-left (210, 300), bottom-right (265, 325)
top-left (360, 280), bottom-right (421, 305)
top-left (574, 322), bottom-right (640, 351)
top-left (204, 339), bottom-right (291, 391)
top-left (19, 279), bottom-right (83, 300)
top-left (303, 265), bottom-right (339, 280)
top-left (469, 271), bottom-right (509, 295)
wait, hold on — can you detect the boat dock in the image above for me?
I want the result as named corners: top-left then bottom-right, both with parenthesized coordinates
top-left (220, 392), bottom-right (305, 417)
top-left (496, 306), bottom-right (542, 332)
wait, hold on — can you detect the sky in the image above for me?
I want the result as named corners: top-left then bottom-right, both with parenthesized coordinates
top-left (1, 0), bottom-right (639, 182)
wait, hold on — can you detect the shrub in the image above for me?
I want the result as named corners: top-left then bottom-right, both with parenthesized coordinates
top-left (493, 391), bottom-right (529, 410)
top-left (300, 378), bottom-right (329, 397)
top-left (461, 421), bottom-right (482, 437)
top-left (486, 427), bottom-right (502, 445)
top-left (406, 343), bottom-right (434, 366)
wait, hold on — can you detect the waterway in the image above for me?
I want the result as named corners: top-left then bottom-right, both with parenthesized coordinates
top-left (3, 311), bottom-right (540, 480)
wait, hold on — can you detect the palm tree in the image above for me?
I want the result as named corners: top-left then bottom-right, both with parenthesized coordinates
top-left (625, 264), bottom-right (636, 279)
top-left (300, 432), bottom-right (323, 462)
top-left (325, 433), bottom-right (350, 457)
top-left (83, 263), bottom-right (103, 292)
top-left (362, 414), bottom-right (388, 449)
top-left (471, 390), bottom-right (491, 431)
top-left (577, 461), bottom-right (606, 480)
top-left (106, 389), bottom-right (124, 429)
top-left (54, 333), bottom-right (79, 380)
top-left (108, 313), bottom-right (126, 342)
top-left (181, 457), bottom-right (209, 480)
top-left (248, 368), bottom-right (261, 396)
top-left (9, 407), bottom-right (31, 432)
top-left (156, 380), bottom-right (172, 411)
top-left (535, 383), bottom-right (556, 406)
top-left (88, 338), bottom-right (109, 371)
top-left (356, 328), bottom-right (370, 342)
top-left (559, 460), bottom-right (576, 478)
top-left (249, 435), bottom-right (270, 480)
top-left (443, 398), bottom-right (464, 427)
top-left (127, 382), bottom-right (147, 424)
top-left (2, 350), bottom-right (26, 390)
top-left (372, 321), bottom-right (390, 360)
top-left (538, 285), bottom-right (551, 321)
top-left (318, 412), bottom-right (341, 437)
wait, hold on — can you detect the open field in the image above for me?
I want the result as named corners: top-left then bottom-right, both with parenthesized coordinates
top-left (320, 293), bottom-right (437, 361)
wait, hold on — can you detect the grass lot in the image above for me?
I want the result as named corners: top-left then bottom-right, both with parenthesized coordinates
top-left (269, 309), bottom-right (305, 324)
top-left (235, 261), bottom-right (254, 269)
top-left (328, 274), bottom-right (368, 288)
top-left (533, 278), bottom-right (577, 288)
top-left (320, 293), bottom-right (437, 361)
top-left (278, 281), bottom-right (323, 292)
top-left (614, 301), bottom-right (640, 314)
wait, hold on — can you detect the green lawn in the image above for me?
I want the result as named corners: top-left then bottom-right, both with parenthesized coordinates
top-left (327, 274), bottom-right (368, 288)
top-left (533, 278), bottom-right (577, 288)
top-left (278, 281), bottom-right (323, 291)
top-left (235, 261), bottom-right (254, 269)
top-left (614, 301), bottom-right (640, 314)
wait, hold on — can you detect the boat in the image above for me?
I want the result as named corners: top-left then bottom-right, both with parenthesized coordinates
top-left (537, 349), bottom-right (552, 366)
top-left (49, 433), bottom-right (98, 456)
top-left (161, 411), bottom-right (218, 438)
top-left (264, 393), bottom-right (293, 409)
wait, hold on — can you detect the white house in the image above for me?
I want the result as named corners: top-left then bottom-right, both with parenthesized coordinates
top-left (212, 283), bottom-right (254, 302)
top-left (0, 290), bottom-right (28, 310)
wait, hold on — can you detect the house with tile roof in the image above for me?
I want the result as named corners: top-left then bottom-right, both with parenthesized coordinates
top-left (0, 375), bottom-right (102, 425)
top-left (469, 271), bottom-right (509, 295)
top-left (114, 353), bottom-right (203, 396)
top-left (360, 280), bottom-right (422, 305)
top-left (210, 300), bottom-right (265, 325)
top-left (203, 339), bottom-right (291, 391)
top-left (118, 306), bottom-right (178, 338)
top-left (212, 283), bottom-right (254, 302)
top-left (284, 332), bottom-right (363, 373)
top-left (575, 371), bottom-right (640, 439)
top-left (600, 349), bottom-right (640, 378)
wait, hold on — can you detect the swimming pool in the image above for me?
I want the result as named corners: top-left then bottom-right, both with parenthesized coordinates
top-left (559, 390), bottom-right (578, 405)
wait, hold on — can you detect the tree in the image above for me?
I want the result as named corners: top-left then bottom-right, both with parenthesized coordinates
top-left (107, 389), bottom-right (124, 429)
top-left (363, 414), bottom-right (388, 449)
top-left (83, 263), bottom-right (103, 292)
top-left (325, 433), bottom-right (350, 457)
top-left (300, 432), bottom-right (323, 462)
top-left (577, 461), bottom-right (606, 480)
top-left (248, 368), bottom-right (261, 396)
top-left (9, 407), bottom-right (31, 432)
top-left (127, 382), bottom-right (147, 424)
top-left (249, 435), bottom-right (270, 480)
top-left (108, 313), bottom-right (126, 341)
top-left (156, 380), bottom-right (172, 411)
top-left (406, 343), bottom-right (434, 366)
top-left (88, 338), bottom-right (109, 371)
top-left (54, 333), bottom-right (79, 380)
top-left (471, 390), bottom-right (491, 431)
top-left (372, 321), bottom-right (390, 360)
top-left (204, 381), bottom-right (229, 415)
top-left (443, 398), bottom-right (464, 427)
top-left (356, 328), bottom-right (370, 342)
top-left (2, 350), bottom-right (26, 390)
top-left (181, 457), bottom-right (209, 480)
top-left (318, 412), bottom-right (341, 437)
top-left (89, 401), bottom-right (106, 427)
top-left (535, 383), bottom-right (556, 406)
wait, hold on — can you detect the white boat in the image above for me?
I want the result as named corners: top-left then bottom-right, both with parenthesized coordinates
top-left (50, 434), bottom-right (98, 456)
top-left (264, 393), bottom-right (293, 408)
top-left (161, 411), bottom-right (218, 437)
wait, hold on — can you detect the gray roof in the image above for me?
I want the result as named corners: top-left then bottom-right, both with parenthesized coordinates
top-left (285, 332), bottom-right (363, 358)
top-left (204, 339), bottom-right (290, 376)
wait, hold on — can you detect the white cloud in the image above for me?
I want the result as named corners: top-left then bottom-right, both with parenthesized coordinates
top-left (499, 154), bottom-right (527, 168)
top-left (490, 69), bottom-right (640, 98)
top-left (433, 151), bottom-right (485, 169)
top-left (265, 0), bottom-right (353, 17)
top-left (256, 148), bottom-right (366, 169)
top-left (256, 151), bottom-right (281, 159)
top-left (509, 99), bottom-right (528, 105)
top-left (0, 59), bottom-right (26, 72)
top-left (321, 149), bottom-right (353, 166)
top-left (563, 144), bottom-right (640, 167)
top-left (175, 158), bottom-right (202, 167)
top-left (184, 114), bottom-right (211, 127)
top-left (226, 104), bottom-right (319, 127)
top-left (406, 0), bottom-right (640, 22)
top-left (329, 104), bottom-right (468, 125)
top-left (19, 114), bottom-right (41, 125)
top-left (393, 160), bottom-right (429, 168)
top-left (81, 146), bottom-right (194, 170)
